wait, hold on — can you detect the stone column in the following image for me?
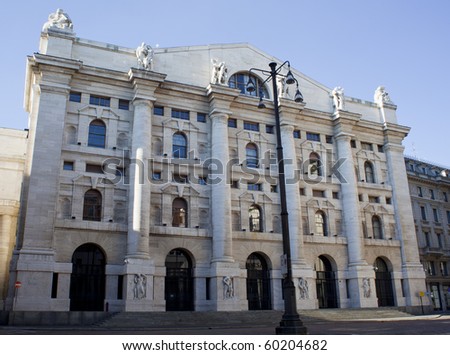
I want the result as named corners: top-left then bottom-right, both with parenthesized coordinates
top-left (206, 84), bottom-right (243, 311)
top-left (13, 58), bottom-right (78, 310)
top-left (123, 69), bottom-right (166, 311)
top-left (334, 120), bottom-right (376, 308)
top-left (210, 112), bottom-right (233, 263)
top-left (334, 132), bottom-right (364, 266)
top-left (126, 98), bottom-right (152, 259)
top-left (384, 129), bottom-right (427, 310)
top-left (280, 124), bottom-right (302, 264)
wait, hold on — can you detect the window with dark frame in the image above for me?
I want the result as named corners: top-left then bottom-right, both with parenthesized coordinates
top-left (118, 99), bottom-right (130, 110)
top-left (89, 95), bottom-right (110, 107)
top-left (197, 113), bottom-right (207, 122)
top-left (154, 106), bottom-right (164, 116)
top-left (69, 92), bottom-right (81, 103)
top-left (172, 109), bottom-right (190, 120)
top-left (83, 189), bottom-right (102, 221)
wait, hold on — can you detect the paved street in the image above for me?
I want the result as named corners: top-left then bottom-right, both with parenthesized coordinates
top-left (0, 314), bottom-right (449, 335)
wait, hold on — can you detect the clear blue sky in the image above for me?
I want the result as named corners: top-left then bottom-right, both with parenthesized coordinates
top-left (1, 0), bottom-right (449, 166)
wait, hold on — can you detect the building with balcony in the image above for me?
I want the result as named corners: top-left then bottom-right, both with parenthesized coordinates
top-left (5, 9), bottom-right (428, 313)
top-left (405, 156), bottom-right (450, 311)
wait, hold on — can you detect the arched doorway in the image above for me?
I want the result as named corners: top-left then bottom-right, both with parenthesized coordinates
top-left (374, 257), bottom-right (395, 307)
top-left (315, 255), bottom-right (338, 308)
top-left (246, 253), bottom-right (271, 310)
top-left (165, 249), bottom-right (194, 311)
top-left (70, 243), bottom-right (106, 311)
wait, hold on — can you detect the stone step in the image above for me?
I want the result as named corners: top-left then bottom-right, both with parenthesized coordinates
top-left (97, 308), bottom-right (413, 329)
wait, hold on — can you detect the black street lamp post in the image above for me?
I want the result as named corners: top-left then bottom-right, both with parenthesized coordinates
top-left (247, 61), bottom-right (307, 335)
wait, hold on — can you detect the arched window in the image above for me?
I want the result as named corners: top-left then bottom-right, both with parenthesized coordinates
top-left (315, 210), bottom-right (328, 236)
top-left (249, 204), bottom-right (263, 232)
top-left (83, 189), bottom-right (102, 221)
top-left (173, 132), bottom-right (187, 159)
top-left (372, 215), bottom-right (383, 239)
top-left (364, 161), bottom-right (375, 183)
top-left (229, 72), bottom-right (269, 98)
top-left (246, 143), bottom-right (259, 168)
top-left (172, 198), bottom-right (188, 227)
top-left (88, 120), bottom-right (106, 148)
top-left (309, 152), bottom-right (322, 177)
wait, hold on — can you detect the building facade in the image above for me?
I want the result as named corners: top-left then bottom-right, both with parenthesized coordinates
top-left (405, 156), bottom-right (450, 311)
top-left (0, 128), bottom-right (27, 310)
top-left (6, 9), bottom-right (428, 313)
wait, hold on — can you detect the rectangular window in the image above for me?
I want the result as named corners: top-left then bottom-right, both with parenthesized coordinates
top-left (172, 109), bottom-right (190, 120)
top-left (266, 125), bottom-right (274, 134)
top-left (377, 144), bottom-right (384, 153)
top-left (244, 121), bottom-right (259, 132)
top-left (433, 208), bottom-right (439, 223)
top-left (332, 191), bottom-right (339, 199)
top-left (421, 206), bottom-right (427, 220)
top-left (247, 183), bottom-right (262, 191)
top-left (69, 92), bottom-right (81, 103)
top-left (118, 99), bottom-right (130, 110)
top-left (447, 211), bottom-right (450, 224)
top-left (440, 262), bottom-right (448, 276)
top-left (425, 232), bottom-right (431, 247)
top-left (293, 130), bottom-right (301, 139)
top-left (326, 135), bottom-right (333, 144)
top-left (306, 132), bottom-right (320, 142)
top-left (270, 185), bottom-right (278, 193)
top-left (89, 95), bottom-right (110, 107)
top-left (51, 273), bottom-right (58, 299)
top-left (425, 261), bottom-right (436, 276)
top-left (300, 188), bottom-right (306, 196)
top-left (152, 172), bottom-right (162, 180)
top-left (228, 118), bottom-right (237, 128)
top-left (197, 113), bottom-right (207, 122)
top-left (430, 189), bottom-right (435, 200)
top-left (350, 139), bottom-right (357, 148)
top-left (198, 176), bottom-right (207, 185)
top-left (438, 233), bottom-right (443, 248)
top-left (361, 142), bottom-right (373, 151)
top-left (230, 180), bottom-right (239, 189)
top-left (173, 174), bottom-right (188, 183)
top-left (418, 186), bottom-right (423, 197)
top-left (117, 275), bottom-right (124, 300)
top-left (115, 167), bottom-right (126, 177)
top-left (443, 192), bottom-right (448, 202)
top-left (86, 164), bottom-right (104, 174)
top-left (312, 190), bottom-right (325, 198)
top-left (206, 278), bottom-right (211, 300)
top-left (369, 196), bottom-right (380, 203)
top-left (63, 161), bottom-right (74, 171)
top-left (154, 106), bottom-right (164, 116)
top-left (386, 197), bottom-right (392, 205)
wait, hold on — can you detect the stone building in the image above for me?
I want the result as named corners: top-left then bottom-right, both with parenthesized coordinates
top-left (6, 9), bottom-right (428, 313)
top-left (0, 128), bottom-right (27, 310)
top-left (405, 156), bottom-right (450, 311)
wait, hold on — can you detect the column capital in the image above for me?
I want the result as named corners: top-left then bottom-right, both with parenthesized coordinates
top-left (209, 110), bottom-right (229, 123)
top-left (128, 68), bottom-right (166, 101)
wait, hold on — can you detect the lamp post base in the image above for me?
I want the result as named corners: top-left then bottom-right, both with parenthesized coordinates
top-left (276, 315), bottom-right (308, 335)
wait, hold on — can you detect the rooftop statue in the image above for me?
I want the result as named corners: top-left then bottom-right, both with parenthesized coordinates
top-left (136, 42), bottom-right (154, 70)
top-left (374, 86), bottom-right (394, 105)
top-left (42, 8), bottom-right (73, 32)
top-left (331, 86), bottom-right (345, 111)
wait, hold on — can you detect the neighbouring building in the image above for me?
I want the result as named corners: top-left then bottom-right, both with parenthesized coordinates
top-left (6, 9), bottom-right (428, 313)
top-left (0, 128), bottom-right (27, 310)
top-left (405, 156), bottom-right (450, 311)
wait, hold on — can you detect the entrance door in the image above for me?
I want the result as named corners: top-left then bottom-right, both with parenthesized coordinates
top-left (165, 249), bottom-right (194, 311)
top-left (316, 256), bottom-right (338, 308)
top-left (70, 243), bottom-right (106, 311)
top-left (374, 257), bottom-right (395, 307)
top-left (246, 253), bottom-right (271, 310)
